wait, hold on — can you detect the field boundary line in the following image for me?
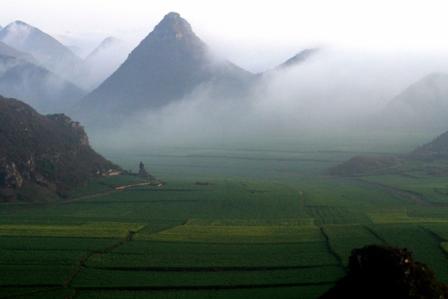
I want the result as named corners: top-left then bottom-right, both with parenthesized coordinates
top-left (362, 225), bottom-right (388, 245)
top-left (0, 287), bottom-right (67, 299)
top-left (63, 229), bottom-right (138, 289)
top-left (418, 225), bottom-right (448, 261)
top-left (83, 264), bottom-right (340, 272)
top-left (73, 281), bottom-right (337, 291)
top-left (319, 226), bottom-right (346, 272)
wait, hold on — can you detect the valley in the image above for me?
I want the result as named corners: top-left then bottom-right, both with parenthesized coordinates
top-left (2, 4), bottom-right (448, 298)
top-left (3, 135), bottom-right (448, 298)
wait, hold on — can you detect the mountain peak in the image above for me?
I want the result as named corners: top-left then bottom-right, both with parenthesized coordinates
top-left (5, 20), bottom-right (36, 31)
top-left (11, 20), bottom-right (30, 26)
top-left (165, 11), bottom-right (181, 19)
top-left (153, 12), bottom-right (194, 40)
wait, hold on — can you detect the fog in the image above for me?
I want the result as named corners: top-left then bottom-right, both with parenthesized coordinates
top-left (2, 1), bottom-right (448, 152)
top-left (90, 46), bottom-right (448, 152)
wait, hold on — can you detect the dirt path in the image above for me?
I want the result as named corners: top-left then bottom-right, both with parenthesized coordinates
top-left (63, 181), bottom-right (163, 204)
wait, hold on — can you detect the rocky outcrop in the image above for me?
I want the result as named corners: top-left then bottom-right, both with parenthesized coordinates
top-left (320, 245), bottom-right (448, 299)
top-left (0, 96), bottom-right (120, 201)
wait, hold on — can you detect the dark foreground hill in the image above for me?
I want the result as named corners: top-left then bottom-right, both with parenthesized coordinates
top-left (0, 96), bottom-right (119, 201)
top-left (320, 245), bottom-right (448, 299)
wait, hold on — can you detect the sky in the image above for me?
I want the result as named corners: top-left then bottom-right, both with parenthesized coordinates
top-left (1, 0), bottom-right (447, 72)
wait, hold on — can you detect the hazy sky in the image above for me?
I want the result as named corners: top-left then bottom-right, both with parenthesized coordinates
top-left (1, 0), bottom-right (447, 71)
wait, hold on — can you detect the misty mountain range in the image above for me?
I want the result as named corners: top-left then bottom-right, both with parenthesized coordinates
top-left (0, 12), bottom-right (448, 137)
top-left (0, 21), bottom-right (130, 113)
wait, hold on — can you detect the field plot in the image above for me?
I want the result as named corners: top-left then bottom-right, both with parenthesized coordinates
top-left (3, 168), bottom-right (448, 299)
top-left (87, 240), bottom-right (338, 268)
top-left (305, 206), bottom-right (371, 225)
top-left (297, 177), bottom-right (405, 208)
top-left (0, 237), bottom-right (121, 251)
top-left (0, 222), bottom-right (144, 238)
top-left (76, 285), bottom-right (331, 299)
top-left (323, 225), bottom-right (384, 264)
top-left (363, 175), bottom-right (448, 204)
top-left (0, 288), bottom-right (73, 299)
top-left (137, 224), bottom-right (322, 243)
top-left (0, 265), bottom-right (74, 286)
top-left (423, 223), bottom-right (448, 240)
top-left (367, 209), bottom-right (448, 224)
top-left (72, 266), bottom-right (343, 288)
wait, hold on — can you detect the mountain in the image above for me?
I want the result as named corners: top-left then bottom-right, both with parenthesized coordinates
top-left (0, 21), bottom-right (83, 83)
top-left (0, 55), bottom-right (86, 113)
top-left (380, 73), bottom-right (448, 130)
top-left (79, 12), bottom-right (254, 125)
top-left (0, 96), bottom-right (119, 201)
top-left (0, 40), bottom-right (35, 63)
top-left (276, 48), bottom-right (319, 70)
top-left (83, 36), bottom-right (131, 89)
top-left (412, 131), bottom-right (448, 160)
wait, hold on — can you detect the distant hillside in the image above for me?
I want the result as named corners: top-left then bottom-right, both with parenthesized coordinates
top-left (83, 36), bottom-right (131, 89)
top-left (329, 155), bottom-right (401, 176)
top-left (0, 96), bottom-right (119, 201)
top-left (0, 55), bottom-right (86, 113)
top-left (412, 131), bottom-right (448, 160)
top-left (380, 73), bottom-right (448, 130)
top-left (78, 12), bottom-right (254, 125)
top-left (331, 129), bottom-right (448, 176)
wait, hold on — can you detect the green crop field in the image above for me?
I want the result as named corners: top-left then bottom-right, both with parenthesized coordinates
top-left (3, 137), bottom-right (448, 299)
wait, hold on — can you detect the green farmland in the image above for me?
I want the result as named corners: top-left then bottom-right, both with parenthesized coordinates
top-left (3, 138), bottom-right (448, 299)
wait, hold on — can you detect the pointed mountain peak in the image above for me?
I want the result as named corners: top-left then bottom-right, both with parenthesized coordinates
top-left (164, 11), bottom-right (181, 19)
top-left (11, 20), bottom-right (30, 26)
top-left (152, 12), bottom-right (194, 39)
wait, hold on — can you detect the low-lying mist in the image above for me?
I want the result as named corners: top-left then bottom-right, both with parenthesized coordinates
top-left (88, 47), bottom-right (448, 153)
